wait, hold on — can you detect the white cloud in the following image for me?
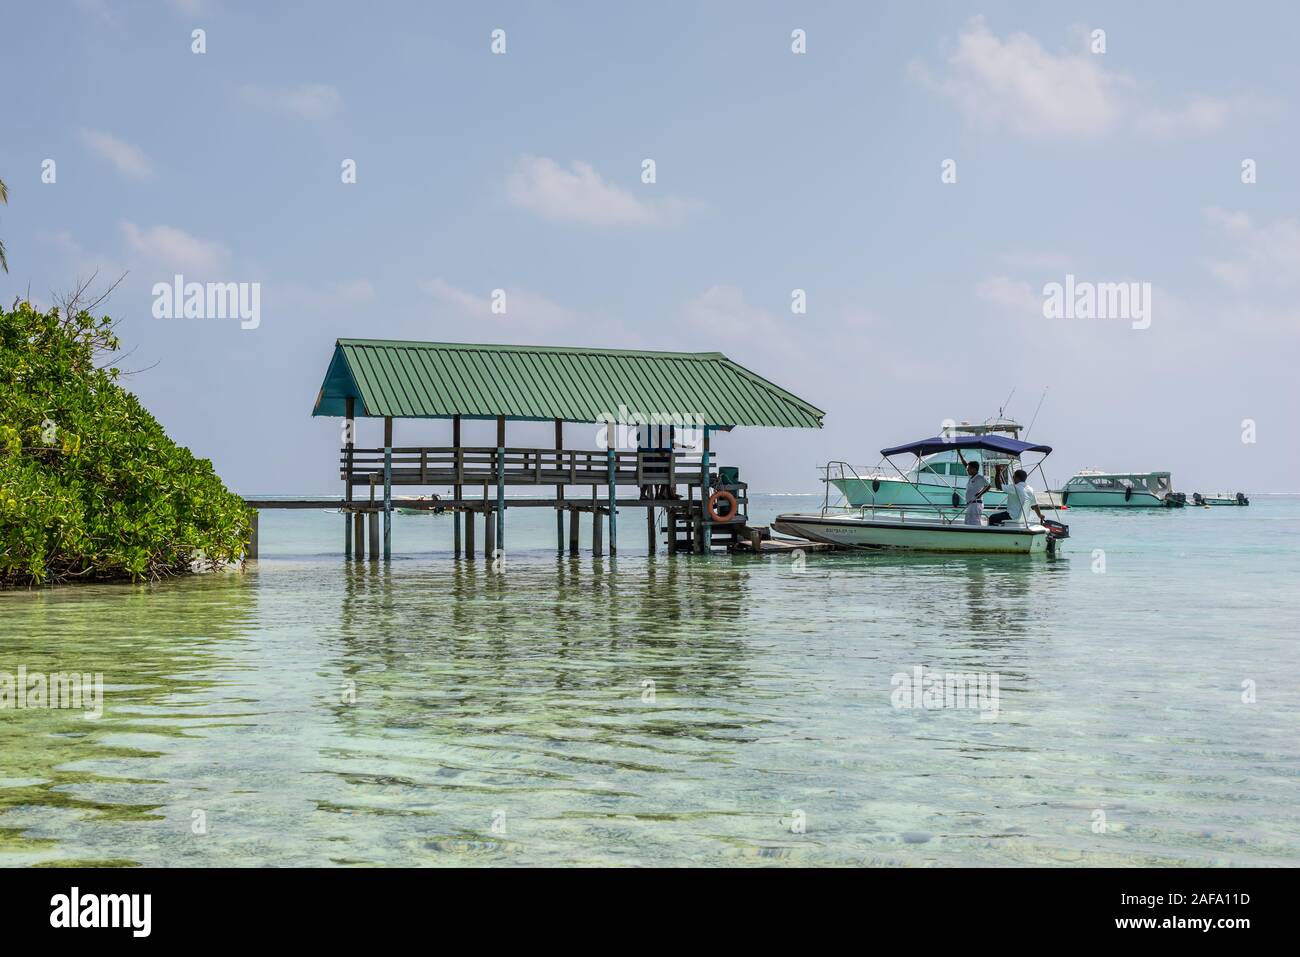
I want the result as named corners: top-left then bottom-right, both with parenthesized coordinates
top-left (975, 275), bottom-right (1042, 315)
top-left (241, 83), bottom-right (342, 119)
top-left (121, 222), bottom-right (231, 275)
top-left (81, 129), bottom-right (153, 178)
top-left (911, 17), bottom-right (1122, 137)
top-left (419, 277), bottom-right (578, 333)
top-left (40, 230), bottom-right (127, 283)
top-left (680, 285), bottom-right (806, 363)
top-left (74, 0), bottom-right (115, 23)
top-left (1144, 94), bottom-right (1276, 137)
top-left (913, 18), bottom-right (1271, 139)
top-left (506, 155), bottom-right (692, 226)
top-left (1204, 208), bottom-right (1300, 288)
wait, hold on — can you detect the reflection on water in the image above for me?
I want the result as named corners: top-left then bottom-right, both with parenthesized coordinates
top-left (2, 499), bottom-right (1299, 866)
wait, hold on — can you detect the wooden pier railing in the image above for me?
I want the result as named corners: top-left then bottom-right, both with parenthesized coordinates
top-left (339, 446), bottom-right (703, 489)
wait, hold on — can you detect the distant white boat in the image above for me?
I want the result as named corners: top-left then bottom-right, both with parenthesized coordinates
top-left (1056, 470), bottom-right (1186, 508)
top-left (1192, 491), bottom-right (1250, 507)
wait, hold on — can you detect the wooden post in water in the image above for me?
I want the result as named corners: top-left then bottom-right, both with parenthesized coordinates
top-left (568, 506), bottom-right (579, 555)
top-left (464, 503), bottom-right (475, 557)
top-left (343, 397), bottom-right (354, 558)
top-left (452, 414), bottom-right (462, 559)
top-left (382, 416), bottom-right (393, 561)
top-left (606, 421), bottom-right (617, 556)
top-left (554, 419), bottom-right (564, 553)
top-left (495, 415), bottom-right (506, 557)
top-left (700, 426), bottom-right (712, 554)
top-left (646, 506), bottom-right (656, 556)
top-left (367, 510), bottom-right (379, 561)
top-left (353, 511), bottom-right (365, 560)
top-left (591, 488), bottom-right (602, 556)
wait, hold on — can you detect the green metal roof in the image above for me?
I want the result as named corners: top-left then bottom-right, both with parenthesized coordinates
top-left (312, 339), bottom-right (824, 429)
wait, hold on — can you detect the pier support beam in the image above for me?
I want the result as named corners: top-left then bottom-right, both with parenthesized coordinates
top-left (568, 507), bottom-right (580, 555)
top-left (647, 507), bottom-right (656, 555)
top-left (464, 507), bottom-right (475, 558)
top-left (343, 397), bottom-right (355, 559)
top-left (353, 511), bottom-right (365, 560)
top-left (592, 506), bottom-right (603, 556)
top-left (606, 442), bottom-right (617, 556)
top-left (484, 507), bottom-right (496, 560)
top-left (555, 419), bottom-right (564, 553)
top-left (495, 416), bottom-right (506, 558)
top-left (367, 510), bottom-right (379, 562)
top-left (382, 416), bottom-right (393, 562)
top-left (453, 414), bottom-right (462, 559)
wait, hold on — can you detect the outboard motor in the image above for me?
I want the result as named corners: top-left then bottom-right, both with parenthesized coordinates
top-left (1192, 492), bottom-right (1204, 506)
top-left (1043, 518), bottom-right (1070, 552)
top-left (1166, 492), bottom-right (1187, 508)
top-left (1237, 492), bottom-right (1250, 506)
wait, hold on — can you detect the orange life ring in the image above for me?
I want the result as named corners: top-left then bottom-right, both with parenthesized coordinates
top-left (706, 490), bottom-right (738, 522)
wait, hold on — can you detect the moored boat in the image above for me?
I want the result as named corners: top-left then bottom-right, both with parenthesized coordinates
top-left (1056, 470), bottom-right (1185, 508)
top-left (825, 418), bottom-right (1024, 509)
top-left (777, 434), bottom-right (1069, 555)
top-left (1192, 491), bottom-right (1250, 506)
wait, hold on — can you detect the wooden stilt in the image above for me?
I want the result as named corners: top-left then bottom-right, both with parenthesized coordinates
top-left (647, 507), bottom-right (656, 555)
top-left (453, 414), bottom-right (462, 559)
top-left (344, 396), bottom-right (355, 559)
top-left (568, 506), bottom-right (580, 555)
top-left (465, 506), bottom-right (475, 557)
top-left (382, 416), bottom-right (393, 562)
top-left (495, 441), bottom-right (506, 557)
top-left (353, 511), bottom-right (365, 560)
top-left (555, 419), bottom-right (565, 553)
top-left (592, 506), bottom-right (603, 557)
top-left (367, 510), bottom-right (379, 561)
top-left (606, 443), bottom-right (617, 556)
top-left (484, 507), bottom-right (496, 559)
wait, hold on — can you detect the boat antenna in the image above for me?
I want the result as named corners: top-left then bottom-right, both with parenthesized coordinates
top-left (1025, 387), bottom-right (1048, 439)
top-left (998, 387), bottom-right (1016, 421)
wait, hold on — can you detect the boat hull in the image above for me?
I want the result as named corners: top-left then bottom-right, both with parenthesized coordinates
top-left (773, 513), bottom-right (1048, 554)
top-left (1057, 489), bottom-right (1174, 508)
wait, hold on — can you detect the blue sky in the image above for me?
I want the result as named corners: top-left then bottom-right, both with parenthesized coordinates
top-left (3, 1), bottom-right (1297, 493)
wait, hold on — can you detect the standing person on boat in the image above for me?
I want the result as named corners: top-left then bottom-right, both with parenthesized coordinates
top-left (987, 469), bottom-right (1046, 527)
top-left (956, 453), bottom-right (991, 525)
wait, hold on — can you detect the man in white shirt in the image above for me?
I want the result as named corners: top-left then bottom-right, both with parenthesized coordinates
top-left (960, 458), bottom-right (990, 525)
top-left (987, 469), bottom-right (1046, 527)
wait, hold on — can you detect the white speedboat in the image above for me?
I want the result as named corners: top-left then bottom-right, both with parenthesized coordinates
top-left (1056, 470), bottom-right (1185, 508)
top-left (777, 434), bottom-right (1070, 555)
top-left (825, 418), bottom-right (1024, 509)
top-left (1192, 491), bottom-right (1250, 507)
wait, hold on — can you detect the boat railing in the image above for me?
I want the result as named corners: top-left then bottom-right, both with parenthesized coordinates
top-left (820, 461), bottom-right (974, 526)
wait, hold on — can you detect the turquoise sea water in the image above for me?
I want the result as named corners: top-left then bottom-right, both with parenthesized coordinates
top-left (2, 494), bottom-right (1297, 866)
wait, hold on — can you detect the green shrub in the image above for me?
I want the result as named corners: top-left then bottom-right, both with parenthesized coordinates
top-left (1, 299), bottom-right (249, 585)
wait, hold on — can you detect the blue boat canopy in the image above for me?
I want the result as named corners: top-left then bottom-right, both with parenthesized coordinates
top-left (880, 435), bottom-right (1053, 458)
